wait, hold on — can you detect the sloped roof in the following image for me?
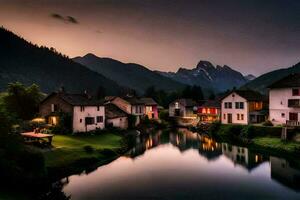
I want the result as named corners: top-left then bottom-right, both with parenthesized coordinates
top-left (221, 90), bottom-right (266, 102)
top-left (122, 96), bottom-right (144, 105)
top-left (140, 98), bottom-right (158, 106)
top-left (41, 92), bottom-right (104, 106)
top-left (200, 100), bottom-right (221, 108)
top-left (268, 73), bottom-right (300, 89)
top-left (170, 98), bottom-right (198, 107)
top-left (105, 103), bottom-right (128, 119)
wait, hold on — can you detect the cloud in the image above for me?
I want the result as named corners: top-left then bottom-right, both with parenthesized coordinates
top-left (50, 13), bottom-right (79, 24)
top-left (66, 16), bottom-right (78, 24)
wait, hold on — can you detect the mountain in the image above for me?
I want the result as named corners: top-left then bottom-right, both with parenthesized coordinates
top-left (0, 27), bottom-right (122, 95)
top-left (244, 74), bottom-right (256, 81)
top-left (73, 54), bottom-right (186, 94)
top-left (241, 62), bottom-right (300, 94)
top-left (156, 61), bottom-right (248, 92)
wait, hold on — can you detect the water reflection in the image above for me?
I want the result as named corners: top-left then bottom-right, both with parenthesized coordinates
top-left (54, 129), bottom-right (300, 199)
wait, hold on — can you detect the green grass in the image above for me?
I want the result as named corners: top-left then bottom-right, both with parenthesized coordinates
top-left (43, 133), bottom-right (123, 168)
top-left (252, 137), bottom-right (300, 154)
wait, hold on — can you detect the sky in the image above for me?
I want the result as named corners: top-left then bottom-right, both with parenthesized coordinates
top-left (0, 0), bottom-right (299, 76)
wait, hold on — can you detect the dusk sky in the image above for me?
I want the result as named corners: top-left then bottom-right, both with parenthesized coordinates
top-left (0, 0), bottom-right (299, 76)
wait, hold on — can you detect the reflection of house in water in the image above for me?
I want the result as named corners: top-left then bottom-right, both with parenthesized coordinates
top-left (270, 156), bottom-right (300, 191)
top-left (222, 143), bottom-right (265, 171)
top-left (198, 136), bottom-right (222, 161)
top-left (169, 129), bottom-right (200, 152)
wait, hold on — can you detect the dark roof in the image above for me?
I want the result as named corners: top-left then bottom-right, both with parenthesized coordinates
top-left (268, 73), bottom-right (300, 89)
top-left (170, 98), bottom-right (198, 107)
top-left (105, 104), bottom-right (128, 119)
top-left (41, 92), bottom-right (104, 106)
top-left (122, 96), bottom-right (144, 105)
top-left (221, 90), bottom-right (266, 102)
top-left (140, 98), bottom-right (158, 106)
top-left (200, 100), bottom-right (221, 108)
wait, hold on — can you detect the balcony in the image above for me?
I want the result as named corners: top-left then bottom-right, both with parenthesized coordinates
top-left (286, 120), bottom-right (300, 127)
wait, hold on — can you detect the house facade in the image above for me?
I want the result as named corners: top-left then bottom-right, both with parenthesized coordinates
top-left (105, 103), bottom-right (128, 129)
top-left (169, 99), bottom-right (198, 118)
top-left (269, 74), bottom-right (300, 126)
top-left (197, 100), bottom-right (221, 123)
top-left (221, 90), bottom-right (267, 125)
top-left (140, 98), bottom-right (159, 119)
top-left (109, 96), bottom-right (145, 125)
top-left (39, 91), bottom-right (105, 132)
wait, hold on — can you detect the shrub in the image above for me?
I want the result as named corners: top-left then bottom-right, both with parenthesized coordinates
top-left (99, 148), bottom-right (117, 157)
top-left (241, 125), bottom-right (255, 139)
top-left (208, 121), bottom-right (221, 137)
top-left (83, 145), bottom-right (95, 154)
top-left (262, 120), bottom-right (273, 127)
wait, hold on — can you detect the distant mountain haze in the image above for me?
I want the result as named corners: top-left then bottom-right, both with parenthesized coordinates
top-left (156, 61), bottom-right (249, 92)
top-left (73, 53), bottom-right (186, 94)
top-left (0, 27), bottom-right (123, 95)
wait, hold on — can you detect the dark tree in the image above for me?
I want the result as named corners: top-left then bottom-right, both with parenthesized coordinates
top-left (3, 82), bottom-right (43, 120)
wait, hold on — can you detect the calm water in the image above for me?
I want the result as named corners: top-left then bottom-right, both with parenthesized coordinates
top-left (55, 129), bottom-right (300, 200)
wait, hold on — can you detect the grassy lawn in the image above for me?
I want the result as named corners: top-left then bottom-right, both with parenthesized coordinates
top-left (43, 133), bottom-right (123, 168)
top-left (252, 137), bottom-right (300, 154)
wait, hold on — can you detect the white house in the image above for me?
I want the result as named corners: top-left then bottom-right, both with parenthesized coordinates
top-left (73, 105), bottom-right (105, 132)
top-left (221, 90), bottom-right (267, 125)
top-left (40, 91), bottom-right (105, 133)
top-left (269, 73), bottom-right (300, 126)
top-left (105, 103), bottom-right (128, 129)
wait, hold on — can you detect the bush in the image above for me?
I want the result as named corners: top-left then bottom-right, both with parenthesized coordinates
top-left (262, 120), bottom-right (273, 127)
top-left (208, 121), bottom-right (221, 137)
top-left (83, 145), bottom-right (94, 154)
top-left (241, 125), bottom-right (255, 139)
top-left (99, 148), bottom-right (117, 157)
top-left (159, 110), bottom-right (169, 121)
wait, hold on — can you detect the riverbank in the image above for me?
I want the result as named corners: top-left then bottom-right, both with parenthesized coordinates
top-left (41, 132), bottom-right (131, 179)
top-left (204, 123), bottom-right (300, 157)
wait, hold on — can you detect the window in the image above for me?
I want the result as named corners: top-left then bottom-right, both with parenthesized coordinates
top-left (96, 116), bottom-right (103, 123)
top-left (235, 102), bottom-right (244, 109)
top-left (80, 106), bottom-right (85, 112)
top-left (85, 117), bottom-right (95, 125)
top-left (224, 102), bottom-right (232, 109)
top-left (281, 113), bottom-right (285, 118)
top-left (292, 89), bottom-right (300, 96)
top-left (241, 114), bottom-right (244, 120)
top-left (223, 114), bottom-right (226, 119)
top-left (51, 104), bottom-right (58, 112)
top-left (237, 114), bottom-right (240, 120)
top-left (97, 106), bottom-right (100, 111)
top-left (80, 119), bottom-right (82, 123)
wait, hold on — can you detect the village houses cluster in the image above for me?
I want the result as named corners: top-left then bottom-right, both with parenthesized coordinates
top-left (169, 73), bottom-right (300, 127)
top-left (39, 73), bottom-right (300, 132)
top-left (39, 91), bottom-right (159, 132)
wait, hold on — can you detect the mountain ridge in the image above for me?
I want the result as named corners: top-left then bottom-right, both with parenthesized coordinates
top-left (73, 53), bottom-right (186, 94)
top-left (0, 27), bottom-right (123, 95)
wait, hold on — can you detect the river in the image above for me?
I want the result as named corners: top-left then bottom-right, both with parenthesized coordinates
top-left (49, 129), bottom-right (300, 200)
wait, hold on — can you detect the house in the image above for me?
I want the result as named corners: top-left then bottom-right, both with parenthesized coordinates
top-left (140, 98), bottom-right (159, 119)
top-left (105, 103), bottom-right (128, 129)
top-left (169, 98), bottom-right (198, 118)
top-left (268, 73), bottom-right (300, 126)
top-left (109, 96), bottom-right (145, 125)
top-left (39, 91), bottom-right (105, 133)
top-left (221, 90), bottom-right (267, 125)
top-left (197, 100), bottom-right (221, 123)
